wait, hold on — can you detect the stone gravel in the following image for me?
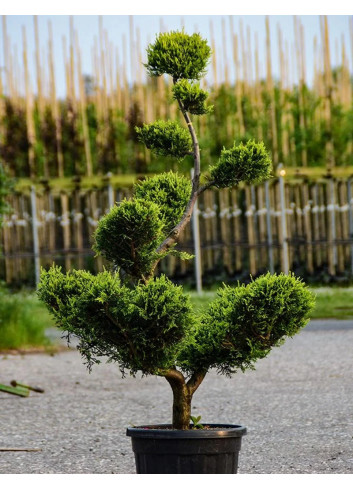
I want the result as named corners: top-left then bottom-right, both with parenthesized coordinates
top-left (0, 320), bottom-right (352, 474)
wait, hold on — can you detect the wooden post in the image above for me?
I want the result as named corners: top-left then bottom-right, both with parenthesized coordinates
top-left (278, 164), bottom-right (289, 273)
top-left (75, 31), bottom-right (93, 177)
top-left (302, 180), bottom-right (314, 274)
top-left (265, 16), bottom-right (279, 166)
top-left (257, 184), bottom-right (267, 271)
top-left (347, 178), bottom-right (353, 276)
top-left (265, 180), bottom-right (274, 274)
top-left (312, 183), bottom-right (322, 268)
top-left (22, 26), bottom-right (36, 179)
top-left (326, 177), bottom-right (337, 276)
top-left (245, 186), bottom-right (257, 276)
top-left (48, 21), bottom-right (65, 178)
top-left (60, 191), bottom-right (71, 272)
top-left (218, 188), bottom-right (232, 275)
top-left (191, 169), bottom-right (202, 294)
top-left (231, 188), bottom-right (242, 272)
top-left (72, 177), bottom-right (83, 269)
top-left (30, 186), bottom-right (40, 286)
top-left (33, 15), bottom-right (49, 178)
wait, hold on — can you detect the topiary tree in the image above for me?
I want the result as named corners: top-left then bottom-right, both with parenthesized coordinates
top-left (38, 30), bottom-right (315, 430)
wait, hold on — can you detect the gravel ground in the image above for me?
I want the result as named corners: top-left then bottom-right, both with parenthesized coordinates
top-left (0, 320), bottom-right (352, 474)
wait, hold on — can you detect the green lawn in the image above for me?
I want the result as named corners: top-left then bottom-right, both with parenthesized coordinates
top-left (0, 289), bottom-right (54, 350)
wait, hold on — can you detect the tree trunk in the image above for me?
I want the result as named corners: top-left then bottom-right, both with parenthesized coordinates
top-left (164, 369), bottom-right (206, 430)
top-left (171, 383), bottom-right (192, 430)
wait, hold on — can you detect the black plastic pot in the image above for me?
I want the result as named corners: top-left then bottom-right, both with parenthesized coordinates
top-left (126, 423), bottom-right (246, 474)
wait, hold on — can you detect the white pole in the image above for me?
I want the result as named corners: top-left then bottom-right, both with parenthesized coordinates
top-left (348, 178), bottom-right (353, 275)
top-left (278, 164), bottom-right (289, 274)
top-left (329, 178), bottom-right (337, 268)
top-left (265, 180), bottom-right (274, 274)
top-left (191, 169), bottom-right (202, 294)
top-left (30, 185), bottom-right (40, 286)
top-left (106, 172), bottom-right (114, 209)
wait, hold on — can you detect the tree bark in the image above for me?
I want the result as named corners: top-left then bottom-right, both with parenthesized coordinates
top-left (164, 368), bottom-right (206, 429)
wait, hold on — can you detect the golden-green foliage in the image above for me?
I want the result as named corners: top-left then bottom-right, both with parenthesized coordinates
top-left (172, 80), bottom-right (213, 115)
top-left (180, 273), bottom-right (315, 375)
top-left (38, 267), bottom-right (195, 374)
top-left (145, 30), bottom-right (212, 80)
top-left (93, 199), bottom-right (164, 278)
top-left (136, 120), bottom-right (192, 160)
top-left (134, 172), bottom-right (191, 232)
top-left (209, 140), bottom-right (272, 188)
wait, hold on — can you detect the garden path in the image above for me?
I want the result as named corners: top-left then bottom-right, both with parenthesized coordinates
top-left (0, 320), bottom-right (352, 474)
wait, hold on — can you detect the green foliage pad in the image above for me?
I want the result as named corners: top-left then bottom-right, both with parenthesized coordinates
top-left (136, 121), bottom-right (192, 160)
top-left (180, 273), bottom-right (315, 375)
top-left (38, 267), bottom-right (195, 375)
top-left (93, 198), bottom-right (164, 278)
top-left (210, 140), bottom-right (273, 188)
top-left (172, 80), bottom-right (213, 115)
top-left (134, 172), bottom-right (191, 233)
top-left (145, 30), bottom-right (212, 80)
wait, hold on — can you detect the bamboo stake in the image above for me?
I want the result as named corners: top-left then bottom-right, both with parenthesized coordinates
top-left (239, 20), bottom-right (247, 94)
top-left (115, 47), bottom-right (122, 114)
top-left (321, 15), bottom-right (335, 170)
top-left (93, 37), bottom-right (103, 120)
top-left (245, 186), bottom-right (257, 276)
top-left (277, 25), bottom-right (288, 164)
top-left (22, 26), bottom-right (36, 179)
top-left (33, 17), bottom-right (44, 115)
top-left (107, 35), bottom-right (114, 109)
top-left (75, 31), bottom-right (93, 177)
top-left (221, 17), bottom-right (231, 140)
top-left (246, 25), bottom-right (253, 87)
top-left (209, 20), bottom-right (218, 88)
top-left (294, 17), bottom-right (308, 167)
top-left (48, 21), bottom-right (65, 178)
top-left (232, 33), bottom-right (245, 136)
top-left (1, 16), bottom-right (9, 96)
top-left (254, 32), bottom-right (263, 142)
top-left (69, 16), bottom-right (76, 110)
top-left (99, 16), bottom-right (108, 118)
top-left (11, 44), bottom-right (19, 106)
top-left (0, 41), bottom-right (5, 120)
top-left (265, 16), bottom-right (279, 166)
top-left (62, 36), bottom-right (71, 100)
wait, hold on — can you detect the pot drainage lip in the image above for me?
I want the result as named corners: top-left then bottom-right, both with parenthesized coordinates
top-left (126, 424), bottom-right (247, 438)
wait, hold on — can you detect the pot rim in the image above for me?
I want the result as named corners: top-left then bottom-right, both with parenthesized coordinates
top-left (126, 423), bottom-right (247, 439)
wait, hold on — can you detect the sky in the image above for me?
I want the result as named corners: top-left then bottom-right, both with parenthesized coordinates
top-left (0, 12), bottom-right (352, 97)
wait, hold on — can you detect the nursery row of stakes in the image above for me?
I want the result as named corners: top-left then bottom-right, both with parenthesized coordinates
top-left (2, 173), bottom-right (353, 285)
top-left (1, 15), bottom-right (353, 178)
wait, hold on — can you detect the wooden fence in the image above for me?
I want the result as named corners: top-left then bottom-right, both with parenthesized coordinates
top-left (2, 174), bottom-right (353, 286)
